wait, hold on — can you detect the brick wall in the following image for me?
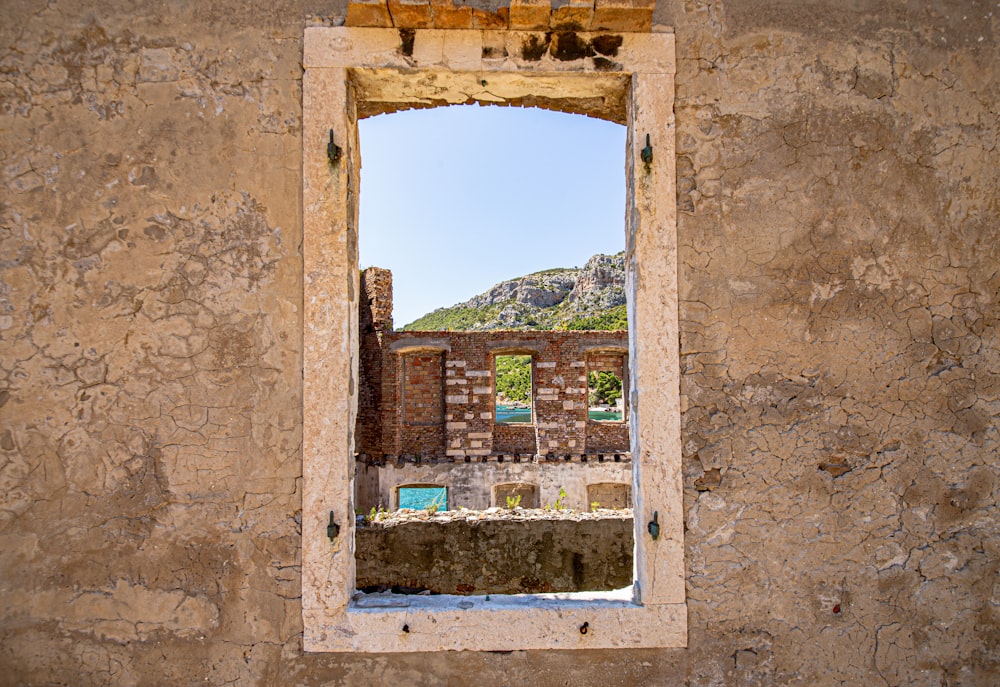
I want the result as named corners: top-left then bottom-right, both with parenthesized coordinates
top-left (358, 328), bottom-right (630, 461)
top-left (357, 268), bottom-right (393, 460)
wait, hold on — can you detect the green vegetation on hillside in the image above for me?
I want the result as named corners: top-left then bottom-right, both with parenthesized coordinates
top-left (562, 304), bottom-right (628, 331)
top-left (402, 302), bottom-right (507, 331)
top-left (403, 302), bottom-right (628, 332)
top-left (399, 253), bottom-right (628, 331)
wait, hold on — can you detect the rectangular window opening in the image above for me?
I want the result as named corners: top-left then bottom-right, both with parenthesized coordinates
top-left (302, 26), bottom-right (685, 653)
top-left (495, 354), bottom-right (533, 424)
top-left (587, 353), bottom-right (627, 423)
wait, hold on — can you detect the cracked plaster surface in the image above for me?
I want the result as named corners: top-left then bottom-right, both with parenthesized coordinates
top-left (1, 0), bottom-right (997, 685)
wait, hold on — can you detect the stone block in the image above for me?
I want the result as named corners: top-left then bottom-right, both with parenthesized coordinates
top-left (473, 6), bottom-right (509, 29)
top-left (430, 0), bottom-right (473, 29)
top-left (592, 0), bottom-right (654, 32)
top-left (345, 0), bottom-right (393, 27)
top-left (387, 0), bottom-right (433, 28)
top-left (550, 0), bottom-right (593, 30)
top-left (509, 0), bottom-right (551, 30)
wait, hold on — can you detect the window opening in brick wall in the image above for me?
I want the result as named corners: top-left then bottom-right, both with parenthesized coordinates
top-left (402, 352), bottom-right (445, 426)
top-left (302, 25), bottom-right (684, 653)
top-left (587, 352), bottom-right (627, 422)
top-left (495, 354), bottom-right (533, 424)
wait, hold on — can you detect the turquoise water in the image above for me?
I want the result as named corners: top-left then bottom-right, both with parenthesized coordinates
top-left (495, 405), bottom-right (622, 422)
top-left (398, 486), bottom-right (447, 510)
top-left (496, 405), bottom-right (532, 423)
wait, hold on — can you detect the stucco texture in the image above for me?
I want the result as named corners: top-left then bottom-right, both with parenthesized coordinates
top-left (0, 1), bottom-right (997, 685)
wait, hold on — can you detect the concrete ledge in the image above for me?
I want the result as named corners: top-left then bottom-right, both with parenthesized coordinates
top-left (305, 590), bottom-right (687, 652)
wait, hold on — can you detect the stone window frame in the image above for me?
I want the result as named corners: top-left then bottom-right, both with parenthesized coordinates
top-left (303, 25), bottom-right (684, 653)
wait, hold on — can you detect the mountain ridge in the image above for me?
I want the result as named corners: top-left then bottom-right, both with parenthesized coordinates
top-left (401, 252), bottom-right (627, 331)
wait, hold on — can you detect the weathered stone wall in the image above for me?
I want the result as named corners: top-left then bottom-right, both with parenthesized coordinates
top-left (1, 1), bottom-right (997, 685)
top-left (356, 510), bottom-right (634, 595)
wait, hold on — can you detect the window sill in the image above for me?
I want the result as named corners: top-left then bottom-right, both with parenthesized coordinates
top-left (304, 587), bottom-right (687, 652)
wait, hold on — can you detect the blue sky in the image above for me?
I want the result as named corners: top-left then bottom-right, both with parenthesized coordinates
top-left (358, 104), bottom-right (626, 327)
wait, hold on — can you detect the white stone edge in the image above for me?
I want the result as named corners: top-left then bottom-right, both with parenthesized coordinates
top-left (302, 24), bottom-right (684, 654)
top-left (304, 592), bottom-right (687, 652)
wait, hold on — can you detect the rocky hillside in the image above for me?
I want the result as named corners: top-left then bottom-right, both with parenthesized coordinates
top-left (402, 252), bottom-right (627, 331)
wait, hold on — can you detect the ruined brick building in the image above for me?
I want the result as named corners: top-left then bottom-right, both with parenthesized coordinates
top-left (1, 0), bottom-right (998, 684)
top-left (354, 267), bottom-right (633, 511)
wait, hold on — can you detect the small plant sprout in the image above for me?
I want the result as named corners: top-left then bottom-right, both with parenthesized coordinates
top-left (365, 505), bottom-right (389, 523)
top-left (554, 487), bottom-right (567, 511)
top-left (505, 494), bottom-right (522, 509)
top-left (425, 490), bottom-right (446, 515)
top-left (590, 501), bottom-right (601, 512)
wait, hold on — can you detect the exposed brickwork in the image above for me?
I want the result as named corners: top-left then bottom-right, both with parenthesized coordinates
top-left (357, 268), bottom-right (394, 460)
top-left (359, 329), bottom-right (630, 461)
top-left (492, 422), bottom-right (537, 454)
top-left (356, 271), bottom-right (630, 462)
top-left (400, 353), bottom-right (446, 454)
top-left (402, 354), bottom-right (444, 425)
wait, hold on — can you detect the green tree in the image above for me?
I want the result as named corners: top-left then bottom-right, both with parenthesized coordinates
top-left (588, 370), bottom-right (622, 406)
top-left (495, 355), bottom-right (531, 404)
